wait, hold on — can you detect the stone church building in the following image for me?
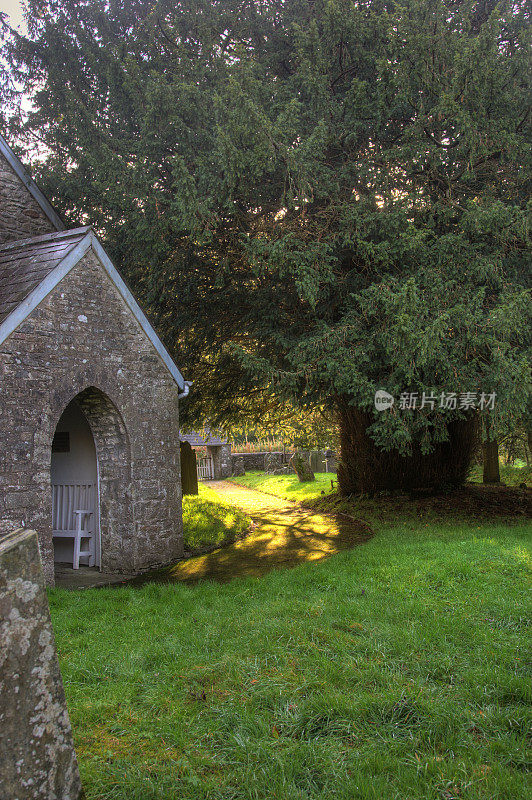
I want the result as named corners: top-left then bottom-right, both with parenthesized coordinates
top-left (0, 133), bottom-right (190, 586)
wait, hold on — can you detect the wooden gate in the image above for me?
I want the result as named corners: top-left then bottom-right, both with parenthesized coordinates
top-left (197, 455), bottom-right (214, 481)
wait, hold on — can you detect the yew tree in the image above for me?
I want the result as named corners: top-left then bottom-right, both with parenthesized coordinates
top-left (4, 0), bottom-right (530, 493)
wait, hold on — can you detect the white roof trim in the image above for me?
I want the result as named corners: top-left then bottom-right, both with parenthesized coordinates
top-left (0, 229), bottom-right (186, 390)
top-left (0, 132), bottom-right (66, 232)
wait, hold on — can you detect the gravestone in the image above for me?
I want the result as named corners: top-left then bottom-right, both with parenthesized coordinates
top-left (289, 452), bottom-right (316, 482)
top-left (270, 465), bottom-right (290, 475)
top-left (0, 526), bottom-right (83, 800)
top-left (180, 440), bottom-right (199, 495)
top-left (232, 457), bottom-right (246, 477)
top-left (264, 452), bottom-right (283, 474)
top-left (324, 449), bottom-right (337, 473)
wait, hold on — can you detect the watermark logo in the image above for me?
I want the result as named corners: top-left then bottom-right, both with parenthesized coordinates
top-left (374, 390), bottom-right (496, 412)
top-left (374, 389), bottom-right (395, 411)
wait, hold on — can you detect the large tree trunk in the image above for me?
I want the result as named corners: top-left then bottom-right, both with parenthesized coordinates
top-left (482, 420), bottom-right (500, 484)
top-left (336, 401), bottom-right (476, 495)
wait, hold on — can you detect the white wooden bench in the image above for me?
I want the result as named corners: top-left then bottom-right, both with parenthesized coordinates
top-left (52, 484), bottom-right (96, 569)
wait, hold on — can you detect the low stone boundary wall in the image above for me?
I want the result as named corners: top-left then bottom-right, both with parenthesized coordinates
top-left (231, 451), bottom-right (288, 471)
top-left (231, 450), bottom-right (337, 474)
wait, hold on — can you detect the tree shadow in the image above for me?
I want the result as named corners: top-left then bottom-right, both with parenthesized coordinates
top-left (132, 506), bottom-right (372, 586)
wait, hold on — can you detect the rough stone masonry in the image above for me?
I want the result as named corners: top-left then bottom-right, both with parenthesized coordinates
top-left (0, 526), bottom-right (82, 800)
top-left (0, 147), bottom-right (185, 586)
top-left (0, 154), bottom-right (56, 245)
top-left (0, 251), bottom-right (184, 584)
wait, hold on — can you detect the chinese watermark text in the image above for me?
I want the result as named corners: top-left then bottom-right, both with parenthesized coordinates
top-left (375, 390), bottom-right (496, 412)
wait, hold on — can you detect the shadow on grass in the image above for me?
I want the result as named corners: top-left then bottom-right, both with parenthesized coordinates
top-left (308, 482), bottom-right (532, 524)
top-left (132, 503), bottom-right (371, 586)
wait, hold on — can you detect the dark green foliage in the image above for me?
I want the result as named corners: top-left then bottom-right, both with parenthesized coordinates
top-left (4, 0), bottom-right (530, 490)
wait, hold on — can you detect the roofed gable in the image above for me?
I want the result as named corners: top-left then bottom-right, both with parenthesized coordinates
top-left (0, 228), bottom-right (90, 324)
top-left (0, 227), bottom-right (187, 392)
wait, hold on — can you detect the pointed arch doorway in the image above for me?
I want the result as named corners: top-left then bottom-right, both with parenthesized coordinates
top-left (51, 386), bottom-right (132, 577)
top-left (51, 398), bottom-right (100, 568)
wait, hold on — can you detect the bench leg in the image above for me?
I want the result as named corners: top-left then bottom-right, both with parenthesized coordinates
top-left (73, 518), bottom-right (82, 570)
top-left (88, 528), bottom-right (96, 567)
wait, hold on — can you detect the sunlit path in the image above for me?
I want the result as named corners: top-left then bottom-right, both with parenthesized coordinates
top-left (155, 480), bottom-right (371, 584)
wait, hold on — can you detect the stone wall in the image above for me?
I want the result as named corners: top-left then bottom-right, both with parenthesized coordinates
top-left (231, 450), bottom-right (337, 474)
top-left (231, 451), bottom-right (293, 472)
top-left (0, 527), bottom-right (82, 799)
top-left (231, 452), bottom-right (271, 471)
top-left (0, 249), bottom-right (183, 585)
top-left (231, 451), bottom-right (292, 472)
top-left (0, 152), bottom-right (57, 245)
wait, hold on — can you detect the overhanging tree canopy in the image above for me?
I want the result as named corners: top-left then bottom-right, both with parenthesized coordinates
top-left (3, 0), bottom-right (530, 492)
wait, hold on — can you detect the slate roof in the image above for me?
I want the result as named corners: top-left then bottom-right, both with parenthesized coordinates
top-left (0, 228), bottom-right (90, 324)
top-left (180, 430), bottom-right (228, 447)
top-left (0, 134), bottom-right (189, 392)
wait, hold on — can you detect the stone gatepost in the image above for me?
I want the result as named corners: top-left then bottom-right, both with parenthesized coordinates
top-left (208, 444), bottom-right (232, 480)
top-left (0, 526), bottom-right (82, 800)
top-left (219, 444), bottom-right (232, 478)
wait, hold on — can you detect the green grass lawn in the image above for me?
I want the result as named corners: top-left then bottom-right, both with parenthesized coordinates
top-left (182, 483), bottom-right (251, 552)
top-left (231, 465), bottom-right (531, 503)
top-left (49, 482), bottom-right (531, 800)
top-left (228, 471), bottom-right (336, 501)
top-left (230, 471), bottom-right (531, 530)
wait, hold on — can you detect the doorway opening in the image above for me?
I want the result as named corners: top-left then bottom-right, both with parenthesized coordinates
top-left (51, 398), bottom-right (100, 569)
